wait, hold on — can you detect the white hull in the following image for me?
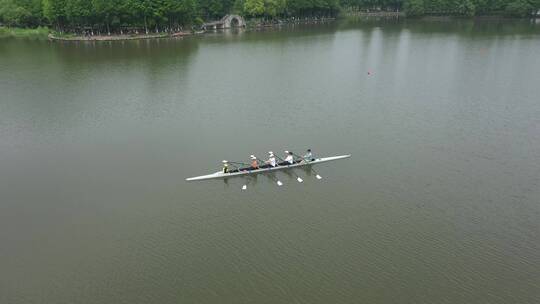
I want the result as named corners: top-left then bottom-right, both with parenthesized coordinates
top-left (186, 155), bottom-right (351, 181)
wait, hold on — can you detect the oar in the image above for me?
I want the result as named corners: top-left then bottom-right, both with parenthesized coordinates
top-left (275, 153), bottom-right (303, 183)
top-left (292, 152), bottom-right (322, 180)
top-left (242, 175), bottom-right (254, 191)
top-left (268, 174), bottom-right (283, 186)
top-left (312, 168), bottom-right (322, 180)
top-left (229, 161), bottom-right (249, 166)
top-left (255, 155), bottom-right (283, 186)
top-left (228, 161), bottom-right (250, 190)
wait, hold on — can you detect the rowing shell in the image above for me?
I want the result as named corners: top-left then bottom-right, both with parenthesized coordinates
top-left (186, 154), bottom-right (351, 181)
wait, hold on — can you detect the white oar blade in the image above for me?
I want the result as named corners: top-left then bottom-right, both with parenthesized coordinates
top-left (242, 185), bottom-right (247, 190)
top-left (277, 180), bottom-right (283, 186)
top-left (297, 177), bottom-right (303, 183)
top-left (316, 174), bottom-right (322, 180)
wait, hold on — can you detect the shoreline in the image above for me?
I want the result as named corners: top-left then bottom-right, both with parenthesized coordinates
top-left (3, 14), bottom-right (538, 42)
top-left (47, 31), bottom-right (200, 42)
top-left (48, 17), bottom-right (339, 42)
top-left (343, 11), bottom-right (403, 17)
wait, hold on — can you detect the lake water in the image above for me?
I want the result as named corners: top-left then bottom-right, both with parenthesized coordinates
top-left (1, 18), bottom-right (539, 304)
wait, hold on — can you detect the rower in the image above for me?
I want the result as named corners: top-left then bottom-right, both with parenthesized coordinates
top-left (241, 155), bottom-right (259, 171)
top-left (222, 160), bottom-right (229, 173)
top-left (250, 155), bottom-right (259, 170)
top-left (304, 149), bottom-right (314, 161)
top-left (279, 151), bottom-right (295, 165)
top-left (263, 151), bottom-right (277, 168)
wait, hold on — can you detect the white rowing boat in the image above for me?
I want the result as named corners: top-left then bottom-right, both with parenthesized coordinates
top-left (186, 154), bottom-right (351, 181)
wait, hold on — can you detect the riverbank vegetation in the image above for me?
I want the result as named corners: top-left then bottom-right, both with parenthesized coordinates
top-left (1, 0), bottom-right (538, 36)
top-left (0, 0), bottom-right (340, 35)
top-left (0, 25), bottom-right (49, 38)
top-left (344, 0), bottom-right (540, 17)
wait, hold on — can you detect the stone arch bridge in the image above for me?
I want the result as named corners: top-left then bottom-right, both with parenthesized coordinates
top-left (202, 15), bottom-right (246, 30)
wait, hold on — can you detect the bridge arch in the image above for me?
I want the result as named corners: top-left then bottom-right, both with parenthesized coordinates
top-left (224, 15), bottom-right (245, 28)
top-left (202, 15), bottom-right (246, 30)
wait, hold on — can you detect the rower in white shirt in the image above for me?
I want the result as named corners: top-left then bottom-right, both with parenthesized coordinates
top-left (279, 151), bottom-right (295, 166)
top-left (263, 151), bottom-right (277, 168)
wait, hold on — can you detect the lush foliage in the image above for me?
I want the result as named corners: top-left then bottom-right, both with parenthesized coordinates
top-left (504, 0), bottom-right (535, 17)
top-left (0, 0), bottom-right (538, 32)
top-left (0, 0), bottom-right (43, 26)
top-left (403, 0), bottom-right (540, 16)
top-left (1, 0), bottom-right (339, 32)
top-left (404, 0), bottom-right (423, 16)
top-left (343, 0), bottom-right (539, 16)
top-left (0, 25), bottom-right (48, 37)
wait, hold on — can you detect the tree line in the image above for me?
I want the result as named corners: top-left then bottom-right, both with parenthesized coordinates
top-left (403, 0), bottom-right (540, 17)
top-left (344, 0), bottom-right (539, 17)
top-left (0, 0), bottom-right (339, 32)
top-left (1, 0), bottom-right (539, 32)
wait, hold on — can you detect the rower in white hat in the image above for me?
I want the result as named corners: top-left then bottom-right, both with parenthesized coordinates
top-left (265, 151), bottom-right (277, 168)
top-left (238, 155), bottom-right (259, 172)
top-left (250, 155), bottom-right (259, 170)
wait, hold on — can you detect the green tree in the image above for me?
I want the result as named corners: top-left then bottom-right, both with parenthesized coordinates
top-left (12, 0), bottom-right (43, 25)
top-left (505, 0), bottom-right (532, 16)
top-left (42, 0), bottom-right (66, 29)
top-left (199, 0), bottom-right (234, 18)
top-left (264, 0), bottom-right (287, 17)
top-left (233, 0), bottom-right (245, 13)
top-left (455, 0), bottom-right (475, 16)
top-left (244, 0), bottom-right (265, 16)
top-left (472, 0), bottom-right (489, 14)
top-left (531, 0), bottom-right (540, 10)
top-left (124, 0), bottom-right (156, 33)
top-left (92, 0), bottom-right (121, 34)
top-left (65, 0), bottom-right (92, 27)
top-left (405, 0), bottom-right (424, 16)
top-left (180, 0), bottom-right (199, 25)
top-left (0, 0), bottom-right (30, 26)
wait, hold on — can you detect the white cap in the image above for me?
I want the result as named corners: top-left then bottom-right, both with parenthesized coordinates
top-left (284, 150), bottom-right (289, 154)
top-left (250, 155), bottom-right (256, 160)
top-left (222, 160), bottom-right (228, 163)
top-left (268, 151), bottom-right (273, 155)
